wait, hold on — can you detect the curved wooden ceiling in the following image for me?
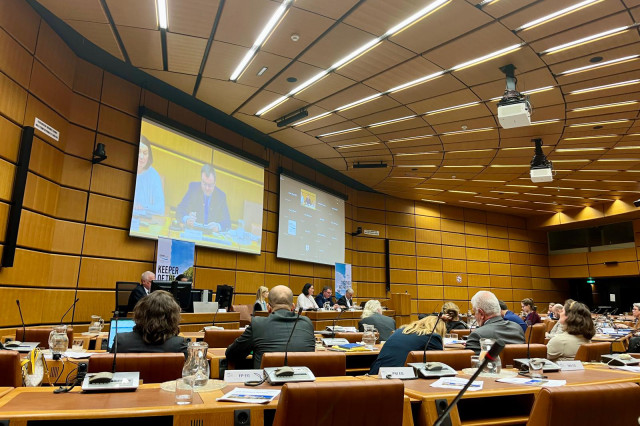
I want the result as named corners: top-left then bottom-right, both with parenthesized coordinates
top-left (36, 0), bottom-right (640, 216)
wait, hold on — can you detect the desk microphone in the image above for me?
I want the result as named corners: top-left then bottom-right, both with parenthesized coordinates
top-left (16, 300), bottom-right (26, 342)
top-left (433, 339), bottom-right (505, 426)
top-left (112, 311), bottom-right (119, 375)
top-left (212, 306), bottom-right (220, 327)
top-left (423, 312), bottom-right (443, 363)
top-left (276, 307), bottom-right (303, 377)
top-left (60, 298), bottom-right (80, 324)
top-left (331, 308), bottom-right (346, 338)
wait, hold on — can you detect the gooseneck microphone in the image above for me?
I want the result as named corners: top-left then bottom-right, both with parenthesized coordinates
top-left (433, 340), bottom-right (505, 426)
top-left (331, 308), bottom-right (346, 338)
top-left (212, 308), bottom-right (219, 327)
top-left (112, 311), bottom-right (119, 375)
top-left (60, 298), bottom-right (80, 324)
top-left (521, 318), bottom-right (533, 373)
top-left (276, 307), bottom-right (303, 376)
top-left (423, 312), bottom-right (443, 363)
top-left (16, 299), bottom-right (26, 341)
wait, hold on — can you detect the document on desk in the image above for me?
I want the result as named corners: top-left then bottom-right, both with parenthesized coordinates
top-left (497, 378), bottom-right (566, 387)
top-left (217, 387), bottom-right (280, 404)
top-left (610, 365), bottom-right (640, 373)
top-left (431, 377), bottom-right (483, 391)
top-left (43, 351), bottom-right (94, 360)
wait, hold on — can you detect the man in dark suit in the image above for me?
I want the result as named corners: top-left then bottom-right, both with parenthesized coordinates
top-left (176, 164), bottom-right (231, 233)
top-left (466, 291), bottom-right (525, 354)
top-left (226, 285), bottom-right (315, 369)
top-left (315, 286), bottom-right (338, 310)
top-left (127, 271), bottom-right (155, 312)
top-left (337, 288), bottom-right (355, 309)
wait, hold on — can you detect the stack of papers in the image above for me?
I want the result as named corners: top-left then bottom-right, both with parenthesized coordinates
top-left (430, 377), bottom-right (483, 391)
top-left (330, 343), bottom-right (371, 352)
top-left (217, 388), bottom-right (280, 404)
top-left (497, 377), bottom-right (566, 387)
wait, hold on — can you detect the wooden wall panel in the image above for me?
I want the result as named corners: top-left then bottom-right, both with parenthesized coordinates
top-left (0, 248), bottom-right (79, 287)
top-left (0, 158), bottom-right (16, 202)
top-left (83, 225), bottom-right (155, 261)
top-left (86, 193), bottom-right (131, 228)
top-left (0, 28), bottom-right (33, 88)
top-left (29, 60), bottom-right (72, 118)
top-left (78, 257), bottom-right (153, 289)
top-left (0, 71), bottom-right (27, 124)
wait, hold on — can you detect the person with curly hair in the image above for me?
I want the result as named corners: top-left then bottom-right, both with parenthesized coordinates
top-left (113, 290), bottom-right (188, 356)
top-left (547, 300), bottom-right (595, 361)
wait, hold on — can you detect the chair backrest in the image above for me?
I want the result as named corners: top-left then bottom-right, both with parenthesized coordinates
top-left (88, 353), bottom-right (184, 383)
top-left (501, 344), bottom-right (547, 367)
top-left (273, 379), bottom-right (405, 426)
top-left (115, 281), bottom-right (139, 314)
top-left (524, 323), bottom-right (546, 344)
top-left (455, 328), bottom-right (472, 338)
top-left (526, 382), bottom-right (640, 426)
top-left (334, 332), bottom-right (366, 343)
top-left (260, 351), bottom-right (346, 377)
top-left (405, 349), bottom-right (475, 370)
top-left (573, 342), bottom-right (611, 362)
top-left (17, 328), bottom-right (74, 349)
top-left (231, 304), bottom-right (252, 327)
top-left (0, 351), bottom-right (22, 387)
top-left (203, 329), bottom-right (244, 348)
top-left (545, 320), bottom-right (557, 333)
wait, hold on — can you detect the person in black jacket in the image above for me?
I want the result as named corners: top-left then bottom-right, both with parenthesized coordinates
top-left (359, 300), bottom-right (396, 341)
top-left (337, 288), bottom-right (355, 309)
top-left (127, 270), bottom-right (155, 312)
top-left (442, 301), bottom-right (469, 333)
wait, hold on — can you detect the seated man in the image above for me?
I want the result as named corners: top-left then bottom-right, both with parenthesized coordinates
top-left (359, 300), bottom-right (396, 341)
top-left (499, 300), bottom-right (526, 332)
top-left (466, 291), bottom-right (525, 354)
top-left (315, 286), bottom-right (338, 310)
top-left (337, 288), bottom-right (355, 309)
top-left (127, 271), bottom-right (155, 312)
top-left (226, 285), bottom-right (315, 368)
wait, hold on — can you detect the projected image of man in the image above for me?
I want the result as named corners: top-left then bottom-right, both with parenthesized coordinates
top-left (177, 164), bottom-right (231, 232)
top-left (133, 136), bottom-right (165, 215)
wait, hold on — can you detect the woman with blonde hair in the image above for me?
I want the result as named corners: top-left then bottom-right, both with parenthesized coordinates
top-left (369, 315), bottom-right (446, 374)
top-left (254, 286), bottom-right (269, 313)
top-left (442, 301), bottom-right (468, 332)
top-left (358, 300), bottom-right (396, 341)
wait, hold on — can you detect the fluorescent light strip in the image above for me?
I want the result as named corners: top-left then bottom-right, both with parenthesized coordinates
top-left (569, 79), bottom-right (640, 95)
top-left (395, 151), bottom-right (439, 156)
top-left (489, 86), bottom-right (554, 101)
top-left (603, 180), bottom-right (636, 183)
top-left (431, 177), bottom-right (465, 181)
top-left (387, 135), bottom-right (434, 144)
top-left (615, 145), bottom-right (640, 150)
top-left (557, 55), bottom-right (640, 76)
top-left (384, 0), bottom-right (450, 37)
top-left (571, 100), bottom-right (638, 112)
top-left (450, 44), bottom-right (523, 71)
top-left (475, 196), bottom-right (500, 200)
top-left (256, 95), bottom-right (290, 116)
top-left (318, 127), bottom-right (362, 138)
top-left (388, 72), bottom-right (444, 93)
top-left (442, 165), bottom-right (484, 168)
top-left (524, 193), bottom-right (551, 197)
top-left (490, 190), bottom-right (519, 194)
top-left (563, 134), bottom-right (618, 140)
top-left (331, 39), bottom-right (381, 70)
top-left (424, 101), bottom-right (479, 115)
top-left (515, 0), bottom-right (602, 31)
top-left (556, 195), bottom-right (583, 199)
top-left (531, 119), bottom-right (561, 126)
top-left (337, 93), bottom-right (383, 112)
top-left (449, 149), bottom-right (494, 154)
top-left (156, 0), bottom-right (168, 29)
top-left (490, 164), bottom-right (529, 168)
top-left (448, 190), bottom-right (477, 194)
top-left (540, 26), bottom-right (630, 55)
top-left (294, 112), bottom-right (332, 127)
top-left (504, 198), bottom-right (528, 203)
top-left (597, 158), bottom-right (640, 162)
top-left (368, 115), bottom-right (417, 128)
top-left (578, 169), bottom-right (614, 172)
top-left (422, 199), bottom-right (446, 204)
top-left (506, 185), bottom-right (537, 188)
top-left (231, 0), bottom-right (292, 82)
top-left (570, 119), bottom-right (629, 127)
top-left (335, 141), bottom-right (380, 150)
top-left (441, 127), bottom-right (493, 136)
top-left (459, 200), bottom-right (482, 204)
top-left (478, 0), bottom-right (500, 6)
top-left (555, 147), bottom-right (605, 152)
top-left (472, 180), bottom-right (506, 183)
top-left (551, 159), bottom-right (590, 163)
top-left (590, 198), bottom-right (613, 201)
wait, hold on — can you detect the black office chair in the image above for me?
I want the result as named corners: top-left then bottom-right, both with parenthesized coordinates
top-left (115, 281), bottom-right (139, 315)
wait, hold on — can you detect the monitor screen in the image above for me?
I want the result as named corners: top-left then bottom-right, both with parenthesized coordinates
top-left (108, 318), bottom-right (136, 350)
top-left (130, 117), bottom-right (264, 254)
top-left (151, 280), bottom-right (193, 312)
top-left (277, 174), bottom-right (345, 265)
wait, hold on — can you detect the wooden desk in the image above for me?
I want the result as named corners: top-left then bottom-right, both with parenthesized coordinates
top-left (0, 377), bottom-right (413, 426)
top-left (403, 367), bottom-right (640, 426)
top-left (179, 312), bottom-right (240, 332)
top-left (592, 333), bottom-right (631, 352)
top-left (303, 310), bottom-right (395, 331)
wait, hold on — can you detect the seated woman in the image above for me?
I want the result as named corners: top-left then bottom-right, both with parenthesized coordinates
top-left (547, 300), bottom-right (595, 361)
top-left (296, 283), bottom-right (319, 310)
top-left (369, 315), bottom-right (446, 375)
top-left (254, 286), bottom-right (269, 313)
top-left (545, 303), bottom-right (565, 338)
top-left (626, 303), bottom-right (640, 352)
top-left (441, 302), bottom-right (468, 332)
top-left (113, 290), bottom-right (188, 356)
top-left (358, 300), bottom-right (396, 341)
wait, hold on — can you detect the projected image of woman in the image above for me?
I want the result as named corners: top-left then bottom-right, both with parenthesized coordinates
top-left (134, 136), bottom-right (165, 215)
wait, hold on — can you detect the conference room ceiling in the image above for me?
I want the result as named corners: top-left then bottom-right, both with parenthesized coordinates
top-left (35, 0), bottom-right (640, 216)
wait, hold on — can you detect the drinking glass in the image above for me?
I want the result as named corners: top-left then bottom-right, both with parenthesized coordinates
top-left (529, 358), bottom-right (545, 378)
top-left (175, 377), bottom-right (194, 405)
top-left (470, 355), bottom-right (481, 369)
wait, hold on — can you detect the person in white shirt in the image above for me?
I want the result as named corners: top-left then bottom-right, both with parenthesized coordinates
top-left (297, 283), bottom-right (319, 310)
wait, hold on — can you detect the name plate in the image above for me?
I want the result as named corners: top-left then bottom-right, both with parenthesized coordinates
top-left (223, 369), bottom-right (264, 382)
top-left (557, 361), bottom-right (584, 371)
top-left (378, 367), bottom-right (416, 380)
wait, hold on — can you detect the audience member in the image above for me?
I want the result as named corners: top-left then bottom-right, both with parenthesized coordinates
top-left (626, 303), bottom-right (640, 353)
top-left (254, 286), bottom-right (269, 313)
top-left (114, 290), bottom-right (188, 356)
top-left (547, 300), bottom-right (595, 361)
top-left (499, 300), bottom-right (526, 332)
top-left (546, 304), bottom-right (565, 338)
top-left (127, 271), bottom-right (155, 312)
top-left (226, 285), bottom-right (315, 368)
top-left (315, 286), bottom-right (338, 310)
top-left (546, 302), bottom-right (556, 319)
top-left (441, 302), bottom-right (468, 332)
top-left (359, 300), bottom-right (396, 341)
top-left (369, 315), bottom-right (446, 375)
top-left (466, 291), bottom-right (525, 354)
top-left (175, 274), bottom-right (189, 282)
top-left (521, 298), bottom-right (542, 326)
top-left (296, 283), bottom-right (319, 310)
top-left (337, 288), bottom-right (355, 309)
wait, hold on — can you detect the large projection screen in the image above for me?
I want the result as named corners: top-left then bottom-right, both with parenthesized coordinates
top-left (130, 117), bottom-right (264, 254)
top-left (277, 174), bottom-right (345, 265)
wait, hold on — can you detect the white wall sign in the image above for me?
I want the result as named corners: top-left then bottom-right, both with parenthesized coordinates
top-left (34, 117), bottom-right (59, 141)
top-left (363, 229), bottom-right (379, 236)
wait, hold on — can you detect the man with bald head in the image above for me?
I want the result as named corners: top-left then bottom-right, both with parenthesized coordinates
top-left (226, 285), bottom-right (315, 368)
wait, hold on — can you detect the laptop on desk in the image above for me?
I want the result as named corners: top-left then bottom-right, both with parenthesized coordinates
top-left (107, 318), bottom-right (136, 351)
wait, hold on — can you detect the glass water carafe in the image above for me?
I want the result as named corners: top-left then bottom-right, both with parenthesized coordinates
top-left (362, 324), bottom-right (377, 349)
top-left (479, 338), bottom-right (501, 374)
top-left (88, 315), bottom-right (104, 333)
top-left (182, 341), bottom-right (209, 387)
top-left (48, 325), bottom-right (69, 354)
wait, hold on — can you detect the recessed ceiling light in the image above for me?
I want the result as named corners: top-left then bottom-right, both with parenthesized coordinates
top-left (589, 56), bottom-right (603, 63)
top-left (257, 67), bottom-right (268, 76)
top-left (286, 76), bottom-right (297, 83)
top-left (156, 0), bottom-right (168, 29)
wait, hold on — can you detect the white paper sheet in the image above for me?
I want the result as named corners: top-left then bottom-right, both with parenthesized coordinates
top-left (430, 377), bottom-right (483, 391)
top-left (216, 387), bottom-right (280, 404)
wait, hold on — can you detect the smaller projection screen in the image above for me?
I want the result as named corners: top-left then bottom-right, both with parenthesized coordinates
top-left (130, 117), bottom-right (264, 254)
top-left (277, 174), bottom-right (345, 265)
